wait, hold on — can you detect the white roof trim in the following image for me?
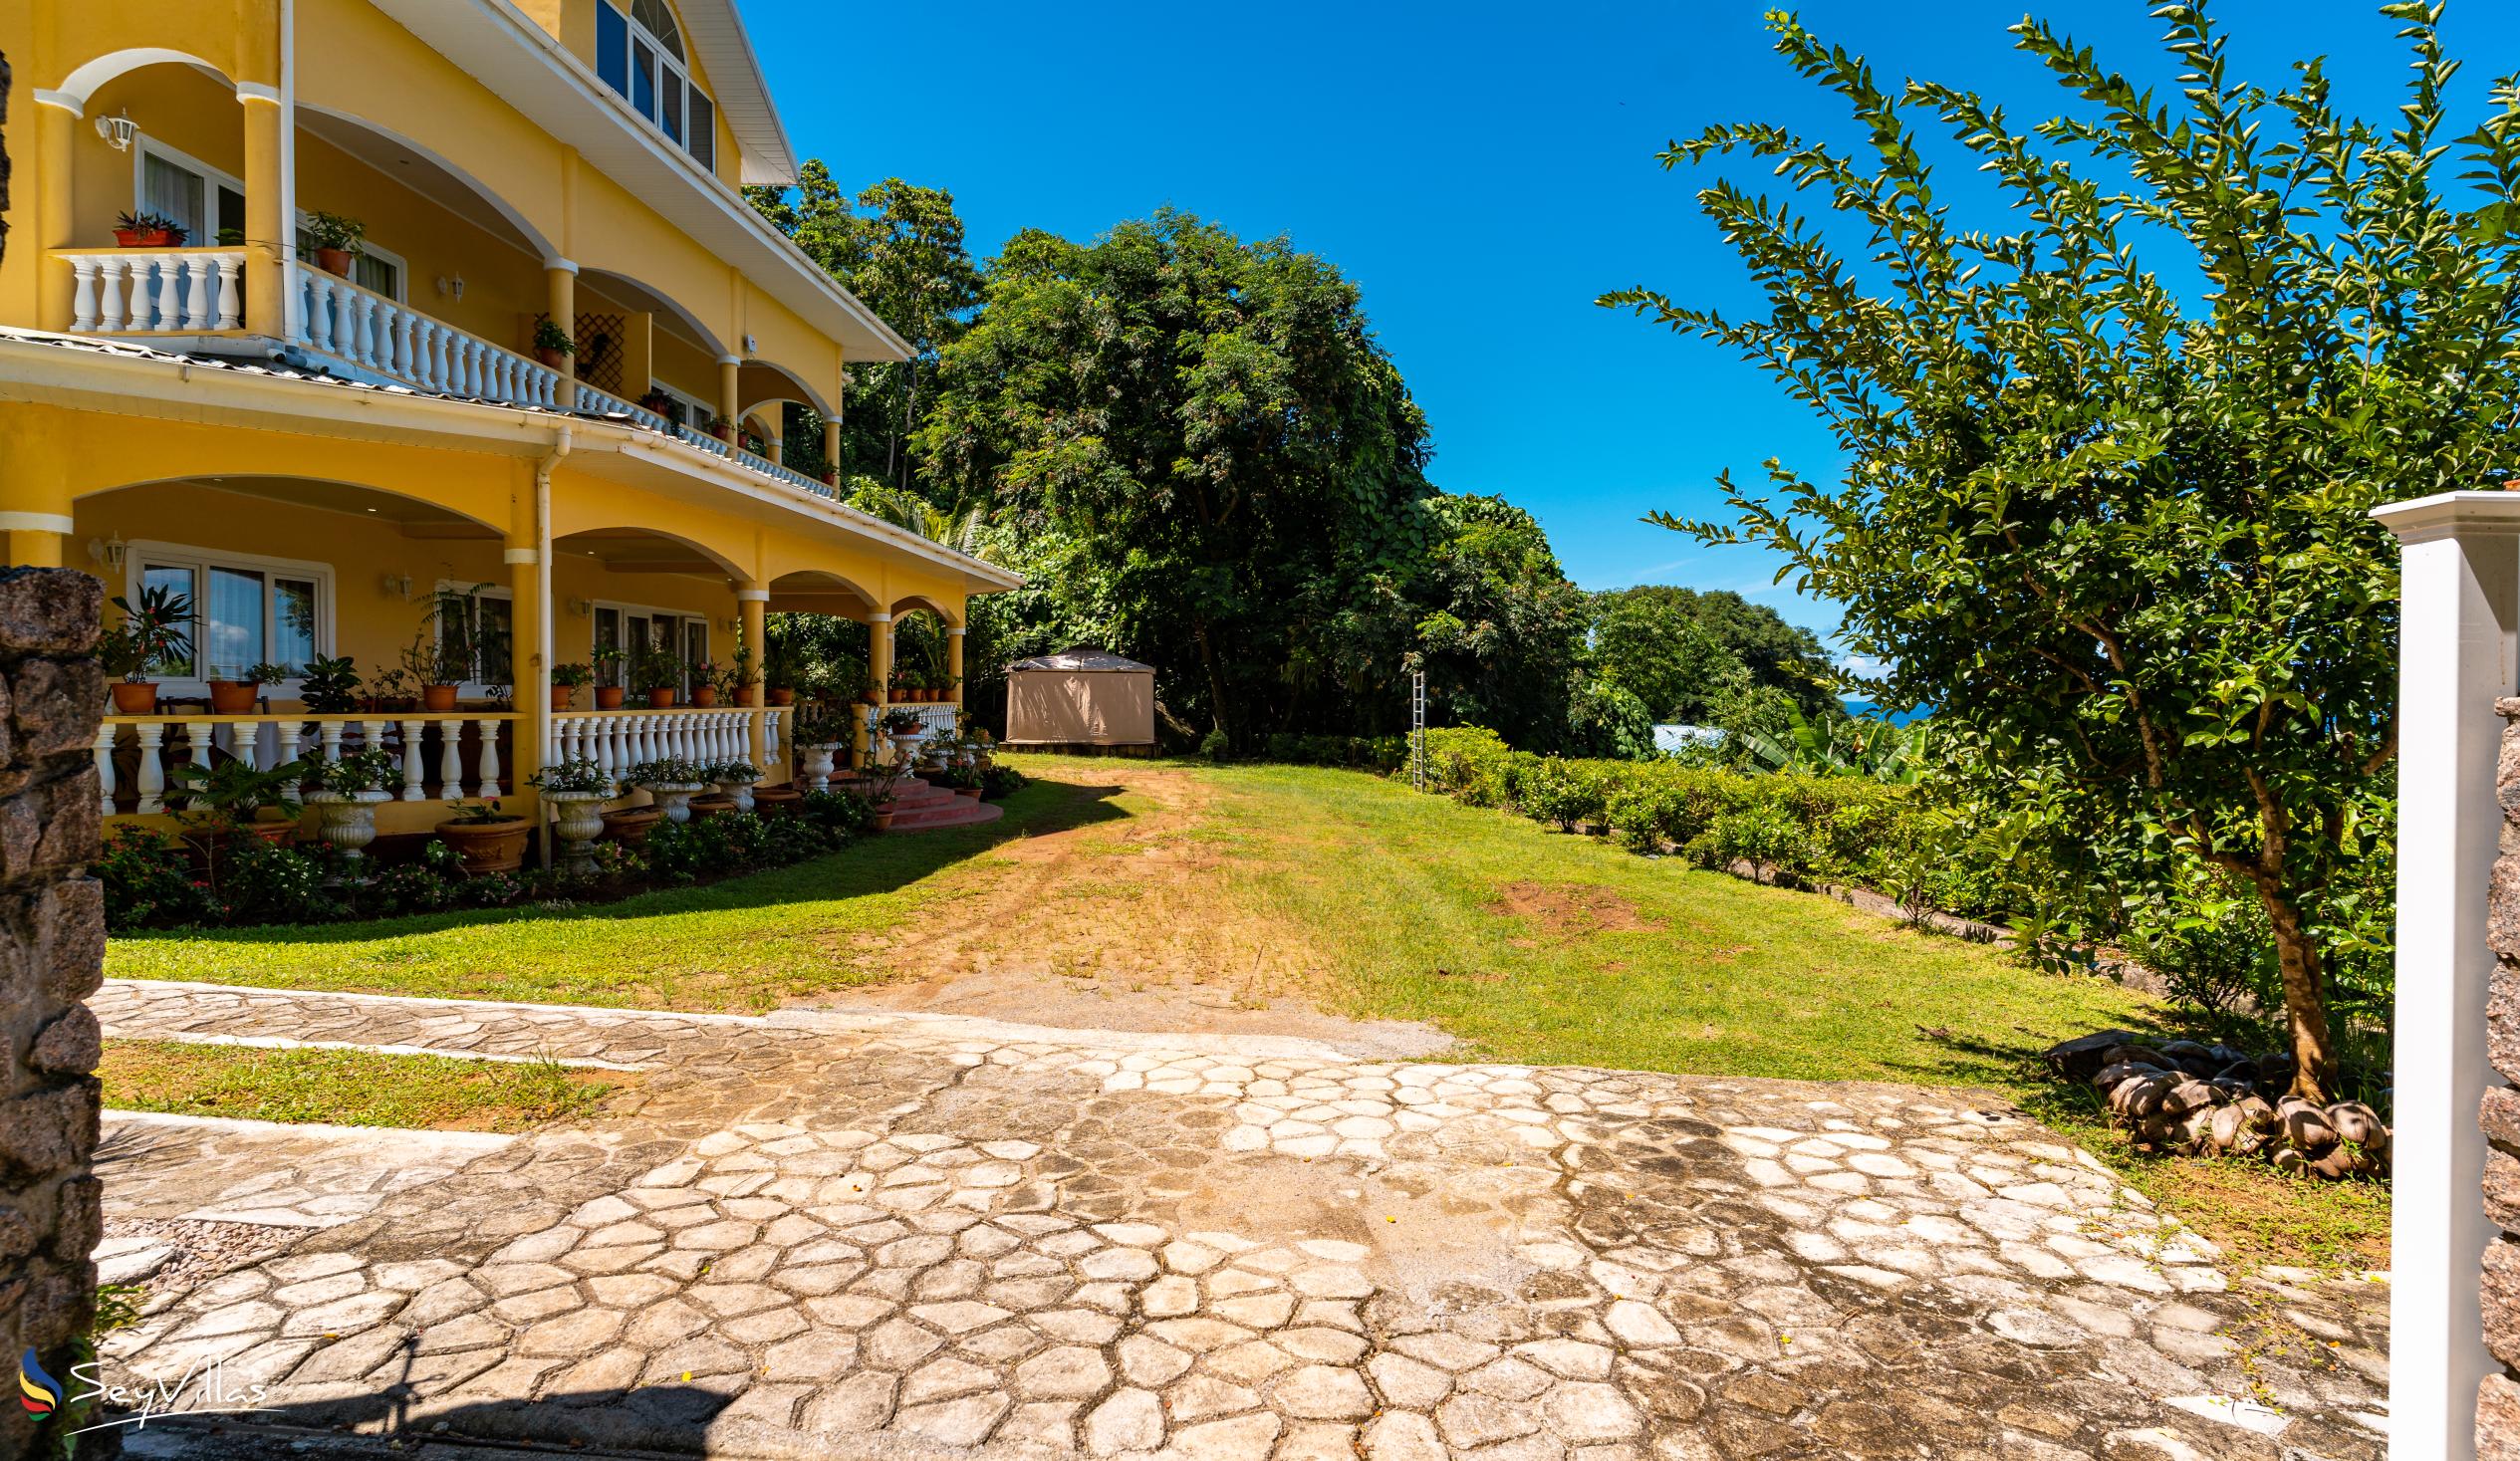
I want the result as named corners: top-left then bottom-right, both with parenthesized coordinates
top-left (368, 0), bottom-right (910, 365)
top-left (676, 0), bottom-right (799, 186)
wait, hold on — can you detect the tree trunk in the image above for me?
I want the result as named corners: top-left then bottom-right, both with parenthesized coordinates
top-left (2254, 876), bottom-right (2339, 1103)
top-left (1191, 619), bottom-right (1232, 749)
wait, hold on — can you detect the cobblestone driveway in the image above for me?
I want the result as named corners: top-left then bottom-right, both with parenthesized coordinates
top-left (97, 980), bottom-right (2388, 1460)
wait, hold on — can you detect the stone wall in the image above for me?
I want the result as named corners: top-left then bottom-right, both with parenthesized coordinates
top-left (0, 569), bottom-right (108, 1456)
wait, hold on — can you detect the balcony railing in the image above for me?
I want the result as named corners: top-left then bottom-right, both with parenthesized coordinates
top-left (552, 706), bottom-right (790, 786)
top-left (62, 248), bottom-right (247, 334)
top-left (293, 264), bottom-right (564, 409)
top-left (96, 712), bottom-right (515, 817)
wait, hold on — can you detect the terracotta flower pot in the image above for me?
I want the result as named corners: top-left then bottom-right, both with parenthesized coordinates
top-left (956, 787), bottom-right (982, 800)
top-left (535, 347), bottom-right (568, 369)
top-left (601, 806), bottom-right (662, 846)
top-left (315, 247), bottom-right (355, 276)
top-left (116, 229), bottom-right (179, 249)
top-left (751, 785), bottom-right (803, 817)
top-left (250, 820), bottom-right (298, 846)
top-left (734, 686), bottom-right (759, 707)
top-left (690, 685), bottom-right (719, 708)
top-left (422, 683), bottom-right (460, 712)
top-left (768, 688), bottom-right (795, 706)
top-left (208, 680), bottom-right (261, 714)
top-left (596, 685), bottom-right (626, 710)
top-left (873, 811), bottom-right (896, 832)
top-left (687, 793), bottom-right (737, 821)
top-left (646, 688), bottom-right (677, 709)
top-left (110, 681), bottom-right (158, 714)
top-left (552, 685), bottom-right (577, 711)
top-left (436, 817), bottom-right (531, 874)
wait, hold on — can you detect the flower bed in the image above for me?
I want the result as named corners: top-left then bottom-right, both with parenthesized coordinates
top-left (101, 792), bottom-right (877, 932)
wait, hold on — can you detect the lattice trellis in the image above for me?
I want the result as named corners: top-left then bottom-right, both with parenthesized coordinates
top-left (575, 312), bottom-right (628, 395)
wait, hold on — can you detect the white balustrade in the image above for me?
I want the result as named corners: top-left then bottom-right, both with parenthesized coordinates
top-left (290, 263), bottom-right (560, 410)
top-left (551, 708), bottom-right (788, 790)
top-left (97, 714), bottom-right (514, 816)
top-left (63, 249), bottom-right (246, 334)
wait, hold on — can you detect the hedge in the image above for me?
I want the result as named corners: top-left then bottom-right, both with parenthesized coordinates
top-left (1417, 726), bottom-right (2005, 914)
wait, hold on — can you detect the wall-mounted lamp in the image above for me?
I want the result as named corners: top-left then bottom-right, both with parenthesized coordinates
top-left (721, 617), bottom-right (742, 632)
top-left (434, 275), bottom-right (467, 303)
top-left (86, 534), bottom-right (126, 571)
top-left (94, 112), bottom-right (138, 152)
top-left (568, 598), bottom-right (595, 617)
top-left (380, 572), bottom-right (413, 600)
top-left (741, 334), bottom-right (758, 356)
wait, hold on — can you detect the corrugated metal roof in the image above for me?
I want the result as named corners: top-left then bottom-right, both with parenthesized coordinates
top-left (1006, 647), bottom-right (1154, 674)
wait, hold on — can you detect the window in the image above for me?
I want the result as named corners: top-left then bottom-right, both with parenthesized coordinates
top-left (434, 582), bottom-right (514, 691)
top-left (135, 138), bottom-right (245, 247)
top-left (595, 0), bottom-right (716, 171)
top-left (593, 602), bottom-right (707, 696)
top-left (647, 379), bottom-right (712, 430)
top-left (128, 544), bottom-right (330, 691)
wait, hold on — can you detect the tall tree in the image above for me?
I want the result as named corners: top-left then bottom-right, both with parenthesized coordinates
top-left (1587, 586), bottom-right (1834, 722)
top-left (921, 211), bottom-right (1437, 746)
top-left (1412, 494), bottom-right (1591, 749)
top-left (1609, 2), bottom-right (2520, 1099)
top-left (748, 165), bottom-right (983, 488)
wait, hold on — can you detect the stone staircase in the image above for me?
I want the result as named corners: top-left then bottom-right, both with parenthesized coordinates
top-left (826, 773), bottom-right (1004, 833)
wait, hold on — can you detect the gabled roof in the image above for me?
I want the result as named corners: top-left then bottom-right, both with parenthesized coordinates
top-left (677, 0), bottom-right (799, 186)
top-left (1008, 648), bottom-right (1155, 674)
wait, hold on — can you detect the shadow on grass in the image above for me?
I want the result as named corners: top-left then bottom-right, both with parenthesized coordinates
top-left (110, 779), bottom-right (1134, 954)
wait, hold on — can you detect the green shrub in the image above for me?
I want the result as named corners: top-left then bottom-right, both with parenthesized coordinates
top-left (1694, 802), bottom-right (1818, 880)
top-left (799, 790), bottom-right (875, 842)
top-left (1520, 758), bottom-right (1610, 832)
top-left (101, 827), bottom-right (215, 930)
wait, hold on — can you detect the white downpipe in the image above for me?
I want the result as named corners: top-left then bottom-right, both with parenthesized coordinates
top-left (277, 0), bottom-right (300, 343)
top-left (534, 426), bottom-right (571, 868)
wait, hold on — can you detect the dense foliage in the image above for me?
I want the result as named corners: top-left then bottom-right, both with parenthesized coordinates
top-left (1586, 586), bottom-right (1836, 726)
top-left (1608, 3), bottom-right (2520, 1097)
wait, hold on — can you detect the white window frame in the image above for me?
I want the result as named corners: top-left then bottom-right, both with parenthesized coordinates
top-left (648, 379), bottom-right (714, 430)
top-left (132, 135), bottom-right (244, 247)
top-left (592, 599), bottom-right (710, 696)
top-left (601, 0), bottom-right (716, 170)
top-left (125, 541), bottom-right (333, 699)
top-left (431, 579), bottom-right (515, 698)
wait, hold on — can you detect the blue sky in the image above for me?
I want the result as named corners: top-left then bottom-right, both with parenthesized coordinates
top-left (748, 0), bottom-right (2520, 648)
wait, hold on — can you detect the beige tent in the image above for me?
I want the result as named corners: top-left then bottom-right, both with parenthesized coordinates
top-left (1004, 647), bottom-right (1156, 748)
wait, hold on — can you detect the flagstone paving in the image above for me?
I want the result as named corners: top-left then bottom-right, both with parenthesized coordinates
top-left (97, 979), bottom-right (2389, 1460)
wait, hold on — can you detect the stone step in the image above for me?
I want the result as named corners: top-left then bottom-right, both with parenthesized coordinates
top-left (882, 796), bottom-right (1003, 832)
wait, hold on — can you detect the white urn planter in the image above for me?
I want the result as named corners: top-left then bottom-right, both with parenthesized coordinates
top-left (544, 790), bottom-right (613, 874)
top-left (641, 782), bottom-right (707, 824)
top-left (798, 743), bottom-right (841, 792)
top-left (888, 728), bottom-right (932, 765)
top-left (306, 789), bottom-right (392, 873)
top-left (714, 775), bottom-right (757, 813)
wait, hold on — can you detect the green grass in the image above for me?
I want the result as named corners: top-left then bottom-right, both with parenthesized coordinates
top-left (101, 1040), bottom-right (615, 1131)
top-left (1177, 760), bottom-right (2150, 1089)
top-left (106, 780), bottom-right (1132, 1010)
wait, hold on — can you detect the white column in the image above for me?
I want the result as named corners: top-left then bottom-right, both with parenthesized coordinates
top-left (134, 724), bottom-right (166, 814)
top-left (475, 718), bottom-right (502, 798)
top-left (399, 719), bottom-right (427, 800)
top-left (93, 723), bottom-right (118, 816)
top-left (71, 257), bottom-right (99, 332)
top-left (2376, 490), bottom-right (2520, 1461)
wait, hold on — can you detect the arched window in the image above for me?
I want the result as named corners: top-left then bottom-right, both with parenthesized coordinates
top-left (596, 0), bottom-right (715, 170)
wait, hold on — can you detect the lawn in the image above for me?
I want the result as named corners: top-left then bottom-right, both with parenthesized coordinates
top-left (101, 1040), bottom-right (615, 1131)
top-left (107, 756), bottom-right (2385, 1266)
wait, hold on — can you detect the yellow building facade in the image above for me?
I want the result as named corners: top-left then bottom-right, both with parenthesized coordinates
top-left (0, 0), bottom-right (1016, 835)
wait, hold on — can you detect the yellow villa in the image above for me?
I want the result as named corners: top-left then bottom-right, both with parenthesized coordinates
top-left (0, 0), bottom-right (1018, 837)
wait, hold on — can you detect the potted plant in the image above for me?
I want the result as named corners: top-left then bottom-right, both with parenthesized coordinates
top-left (792, 701), bottom-right (849, 791)
top-left (531, 318), bottom-right (576, 370)
top-left (529, 757), bottom-right (616, 875)
top-left (167, 755), bottom-right (309, 846)
top-left (298, 654), bottom-right (363, 715)
top-left (688, 660), bottom-right (720, 708)
top-left (702, 414), bottom-right (735, 443)
top-left (435, 797), bottom-right (531, 874)
top-left (627, 756), bottom-right (708, 823)
top-left (304, 211), bottom-right (367, 276)
top-left (208, 659), bottom-right (290, 715)
top-left (552, 662), bottom-right (595, 711)
top-left (101, 586), bottom-right (194, 715)
top-left (114, 211), bottom-right (190, 249)
top-left (360, 663), bottom-right (415, 714)
top-left (881, 706), bottom-right (931, 765)
top-left (708, 759), bottom-right (761, 813)
top-left (860, 756), bottom-right (911, 832)
top-left (411, 581), bottom-right (500, 712)
top-left (305, 747), bottom-right (400, 872)
top-left (630, 642), bottom-right (682, 709)
top-left (936, 762), bottom-right (984, 800)
top-left (762, 634), bottom-right (798, 706)
top-left (723, 641), bottom-right (757, 707)
top-left (591, 645), bottom-right (628, 709)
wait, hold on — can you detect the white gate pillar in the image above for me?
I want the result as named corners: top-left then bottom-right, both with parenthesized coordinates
top-left (2377, 491), bottom-right (2520, 1461)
